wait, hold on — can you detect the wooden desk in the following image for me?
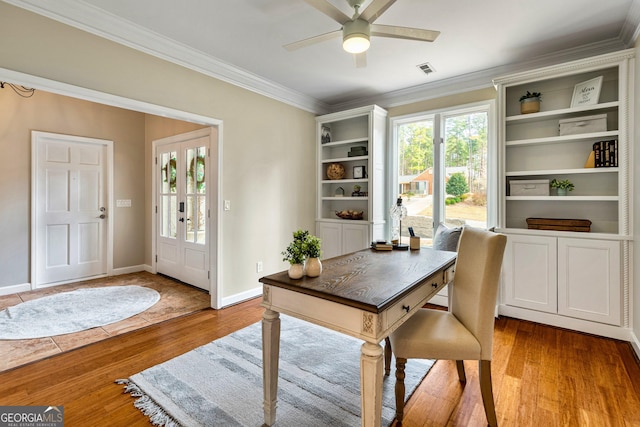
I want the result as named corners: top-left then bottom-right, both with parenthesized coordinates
top-left (259, 248), bottom-right (456, 427)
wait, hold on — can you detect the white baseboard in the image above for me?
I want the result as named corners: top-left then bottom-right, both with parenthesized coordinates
top-left (631, 331), bottom-right (640, 360)
top-left (111, 264), bottom-right (150, 275)
top-left (0, 282), bottom-right (32, 296)
top-left (220, 286), bottom-right (262, 308)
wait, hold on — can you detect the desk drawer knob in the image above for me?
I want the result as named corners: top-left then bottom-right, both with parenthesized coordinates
top-left (402, 305), bottom-right (410, 313)
top-left (431, 283), bottom-right (438, 288)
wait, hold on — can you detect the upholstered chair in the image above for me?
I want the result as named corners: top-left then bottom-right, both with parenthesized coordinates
top-left (388, 226), bottom-right (507, 427)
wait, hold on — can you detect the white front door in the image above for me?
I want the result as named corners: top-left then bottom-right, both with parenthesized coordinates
top-left (155, 129), bottom-right (212, 290)
top-left (32, 131), bottom-right (111, 287)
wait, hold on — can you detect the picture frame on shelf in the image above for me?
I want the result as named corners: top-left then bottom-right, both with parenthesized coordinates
top-left (353, 165), bottom-right (366, 179)
top-left (570, 76), bottom-right (603, 107)
top-left (321, 125), bottom-right (331, 144)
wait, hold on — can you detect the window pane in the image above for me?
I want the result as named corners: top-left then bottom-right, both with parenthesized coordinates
top-left (161, 152), bottom-right (177, 194)
top-left (161, 195), bottom-right (177, 238)
top-left (397, 119), bottom-right (434, 245)
top-left (443, 112), bottom-right (488, 229)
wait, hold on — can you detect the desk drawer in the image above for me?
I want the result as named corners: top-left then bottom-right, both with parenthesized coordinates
top-left (386, 273), bottom-right (443, 328)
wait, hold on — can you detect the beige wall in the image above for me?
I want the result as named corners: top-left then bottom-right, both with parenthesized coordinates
top-left (0, 90), bottom-right (148, 286)
top-left (386, 87), bottom-right (497, 118)
top-left (0, 3), bottom-right (316, 300)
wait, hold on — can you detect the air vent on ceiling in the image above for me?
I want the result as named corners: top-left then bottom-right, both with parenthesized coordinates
top-left (417, 62), bottom-right (435, 75)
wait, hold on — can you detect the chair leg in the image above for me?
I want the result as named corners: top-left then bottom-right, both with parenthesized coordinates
top-left (479, 360), bottom-right (498, 427)
top-left (456, 360), bottom-right (466, 383)
top-left (384, 337), bottom-right (392, 376)
top-left (394, 357), bottom-right (407, 423)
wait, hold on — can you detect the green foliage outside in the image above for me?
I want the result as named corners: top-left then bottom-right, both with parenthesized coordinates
top-left (446, 173), bottom-right (469, 197)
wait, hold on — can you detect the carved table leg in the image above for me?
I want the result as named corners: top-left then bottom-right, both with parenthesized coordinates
top-left (360, 341), bottom-right (383, 427)
top-left (262, 309), bottom-right (280, 426)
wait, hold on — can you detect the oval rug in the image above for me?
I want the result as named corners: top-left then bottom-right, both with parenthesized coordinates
top-left (0, 286), bottom-right (161, 340)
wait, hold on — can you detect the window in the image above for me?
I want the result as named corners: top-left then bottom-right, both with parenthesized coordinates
top-left (389, 101), bottom-right (496, 245)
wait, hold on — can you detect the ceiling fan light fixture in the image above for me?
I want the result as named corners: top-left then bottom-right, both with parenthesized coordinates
top-left (343, 19), bottom-right (370, 54)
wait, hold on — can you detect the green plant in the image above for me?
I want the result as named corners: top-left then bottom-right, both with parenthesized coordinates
top-left (550, 179), bottom-right (574, 191)
top-left (353, 184), bottom-right (361, 192)
top-left (446, 173), bottom-right (469, 197)
top-left (281, 230), bottom-right (322, 264)
top-left (304, 235), bottom-right (322, 258)
top-left (519, 91), bottom-right (541, 102)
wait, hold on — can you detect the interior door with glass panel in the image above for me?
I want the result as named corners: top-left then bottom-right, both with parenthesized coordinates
top-left (157, 134), bottom-right (210, 290)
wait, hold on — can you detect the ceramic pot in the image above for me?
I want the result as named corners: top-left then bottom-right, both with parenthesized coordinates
top-left (556, 188), bottom-right (567, 196)
top-left (520, 97), bottom-right (540, 114)
top-left (288, 263), bottom-right (304, 279)
top-left (305, 257), bottom-right (322, 277)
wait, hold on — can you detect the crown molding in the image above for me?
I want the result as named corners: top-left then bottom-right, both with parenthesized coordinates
top-left (4, 0), bottom-right (639, 115)
top-left (2, 0), bottom-right (331, 114)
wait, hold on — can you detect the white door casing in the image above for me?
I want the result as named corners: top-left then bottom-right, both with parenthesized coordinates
top-left (32, 131), bottom-right (113, 288)
top-left (154, 128), bottom-right (216, 292)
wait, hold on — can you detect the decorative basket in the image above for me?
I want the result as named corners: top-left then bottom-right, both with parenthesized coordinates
top-left (326, 163), bottom-right (345, 180)
top-left (335, 210), bottom-right (363, 220)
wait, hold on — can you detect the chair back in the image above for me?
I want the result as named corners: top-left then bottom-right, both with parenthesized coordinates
top-left (449, 226), bottom-right (507, 360)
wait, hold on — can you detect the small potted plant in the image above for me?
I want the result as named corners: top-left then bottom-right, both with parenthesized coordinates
top-left (303, 234), bottom-right (322, 277)
top-left (282, 230), bottom-right (308, 279)
top-left (519, 91), bottom-right (541, 114)
top-left (550, 179), bottom-right (574, 196)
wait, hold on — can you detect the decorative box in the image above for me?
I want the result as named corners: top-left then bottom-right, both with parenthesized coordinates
top-left (558, 114), bottom-right (606, 136)
top-left (526, 218), bottom-right (591, 232)
top-left (510, 179), bottom-right (549, 196)
top-left (348, 146), bottom-right (368, 157)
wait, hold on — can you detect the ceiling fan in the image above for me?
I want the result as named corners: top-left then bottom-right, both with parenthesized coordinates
top-left (284, 0), bottom-right (440, 67)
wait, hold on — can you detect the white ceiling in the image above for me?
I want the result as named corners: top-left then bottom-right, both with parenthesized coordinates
top-left (6, 0), bottom-right (640, 113)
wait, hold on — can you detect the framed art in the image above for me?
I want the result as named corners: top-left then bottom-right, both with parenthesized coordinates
top-left (321, 125), bottom-right (331, 144)
top-left (570, 76), bottom-right (603, 107)
top-left (353, 165), bottom-right (366, 179)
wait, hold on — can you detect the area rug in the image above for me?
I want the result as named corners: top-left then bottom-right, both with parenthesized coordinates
top-left (117, 315), bottom-right (434, 426)
top-left (0, 286), bottom-right (160, 340)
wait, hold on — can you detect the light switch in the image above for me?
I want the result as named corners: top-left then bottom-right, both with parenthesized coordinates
top-left (117, 199), bottom-right (132, 208)
top-left (224, 200), bottom-right (231, 211)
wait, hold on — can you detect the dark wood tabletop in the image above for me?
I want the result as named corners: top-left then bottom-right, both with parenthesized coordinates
top-left (259, 248), bottom-right (456, 313)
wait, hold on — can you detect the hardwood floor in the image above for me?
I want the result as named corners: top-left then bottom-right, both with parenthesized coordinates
top-left (1, 297), bottom-right (639, 426)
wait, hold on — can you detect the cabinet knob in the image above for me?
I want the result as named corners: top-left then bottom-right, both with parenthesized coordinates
top-left (402, 305), bottom-right (410, 313)
top-left (431, 282), bottom-right (438, 288)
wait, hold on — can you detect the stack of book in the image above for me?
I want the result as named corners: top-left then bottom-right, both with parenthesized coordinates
top-left (348, 146), bottom-right (368, 157)
top-left (593, 139), bottom-right (618, 167)
top-left (371, 241), bottom-right (393, 251)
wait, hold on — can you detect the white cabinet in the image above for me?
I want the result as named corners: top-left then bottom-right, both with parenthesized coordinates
top-left (503, 234), bottom-right (621, 326)
top-left (494, 50), bottom-right (633, 338)
top-left (557, 237), bottom-right (620, 324)
top-left (315, 105), bottom-right (387, 258)
top-left (316, 222), bottom-right (370, 260)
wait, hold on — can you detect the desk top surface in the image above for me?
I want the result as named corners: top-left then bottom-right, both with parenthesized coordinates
top-left (259, 248), bottom-right (456, 313)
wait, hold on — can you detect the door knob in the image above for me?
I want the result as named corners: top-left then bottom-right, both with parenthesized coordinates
top-left (99, 207), bottom-right (106, 212)
top-left (98, 214), bottom-right (106, 219)
top-left (179, 217), bottom-right (185, 222)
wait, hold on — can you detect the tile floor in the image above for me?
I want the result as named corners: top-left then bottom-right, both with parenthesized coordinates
top-left (0, 272), bottom-right (211, 372)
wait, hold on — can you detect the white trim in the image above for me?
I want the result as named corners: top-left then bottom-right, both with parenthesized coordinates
top-left (220, 286), bottom-right (262, 308)
top-left (631, 330), bottom-right (640, 359)
top-left (0, 283), bottom-right (31, 296)
top-left (499, 304), bottom-right (633, 341)
top-left (31, 131), bottom-right (114, 289)
top-left (2, 0), bottom-right (329, 115)
top-left (111, 265), bottom-right (148, 275)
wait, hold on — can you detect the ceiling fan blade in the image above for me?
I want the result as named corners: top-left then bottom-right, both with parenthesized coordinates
top-left (355, 52), bottom-right (367, 68)
top-left (371, 24), bottom-right (440, 42)
top-left (359, 0), bottom-right (397, 24)
top-left (302, 0), bottom-right (351, 25)
top-left (283, 30), bottom-right (342, 51)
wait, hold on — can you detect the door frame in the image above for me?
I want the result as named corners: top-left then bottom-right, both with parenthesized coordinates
top-left (152, 127), bottom-right (221, 307)
top-left (31, 131), bottom-right (114, 288)
top-left (5, 68), bottom-right (224, 308)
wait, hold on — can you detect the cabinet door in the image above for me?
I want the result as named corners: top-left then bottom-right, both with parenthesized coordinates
top-left (557, 238), bottom-right (621, 325)
top-left (503, 234), bottom-right (557, 313)
top-left (316, 221), bottom-right (342, 260)
top-left (342, 223), bottom-right (370, 255)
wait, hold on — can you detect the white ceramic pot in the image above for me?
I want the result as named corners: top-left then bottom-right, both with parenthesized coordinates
top-left (288, 263), bottom-right (304, 279)
top-left (305, 257), bottom-right (322, 277)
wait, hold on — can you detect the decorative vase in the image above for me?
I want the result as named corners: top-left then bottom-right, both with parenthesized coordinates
top-left (288, 263), bottom-right (304, 279)
top-left (556, 188), bottom-right (567, 196)
top-left (305, 257), bottom-right (322, 277)
top-left (520, 97), bottom-right (541, 114)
